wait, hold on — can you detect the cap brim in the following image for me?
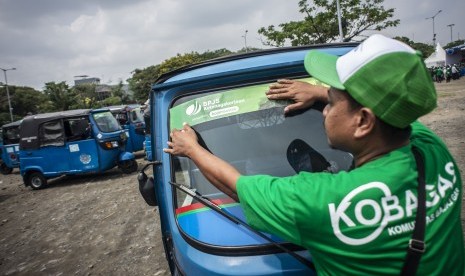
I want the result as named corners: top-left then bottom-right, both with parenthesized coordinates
top-left (304, 50), bottom-right (345, 90)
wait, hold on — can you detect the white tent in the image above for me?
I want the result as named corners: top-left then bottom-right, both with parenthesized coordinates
top-left (425, 43), bottom-right (446, 68)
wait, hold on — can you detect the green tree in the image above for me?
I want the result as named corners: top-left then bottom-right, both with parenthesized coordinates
top-left (111, 81), bottom-right (133, 104)
top-left (0, 85), bottom-right (53, 125)
top-left (128, 65), bottom-right (161, 104)
top-left (43, 81), bottom-right (75, 111)
top-left (128, 49), bottom-right (233, 103)
top-left (157, 52), bottom-right (204, 76)
top-left (411, 42), bottom-right (434, 59)
top-left (394, 36), bottom-right (412, 45)
top-left (393, 36), bottom-right (434, 59)
top-left (258, 0), bottom-right (399, 46)
top-left (444, 40), bottom-right (465, 50)
top-left (11, 86), bottom-right (51, 116)
top-left (71, 83), bottom-right (98, 109)
top-left (236, 47), bottom-right (262, 54)
top-left (0, 86), bottom-right (15, 122)
top-left (197, 48), bottom-right (233, 60)
top-left (0, 113), bottom-right (10, 126)
top-left (101, 96), bottom-right (123, 106)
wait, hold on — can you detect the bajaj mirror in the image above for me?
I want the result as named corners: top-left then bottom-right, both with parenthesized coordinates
top-left (286, 139), bottom-right (331, 173)
top-left (138, 162), bottom-right (160, 206)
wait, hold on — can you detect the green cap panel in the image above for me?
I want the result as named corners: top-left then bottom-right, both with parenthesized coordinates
top-left (344, 52), bottom-right (437, 128)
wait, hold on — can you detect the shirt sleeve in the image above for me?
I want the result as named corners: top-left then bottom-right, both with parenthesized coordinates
top-left (237, 174), bottom-right (303, 245)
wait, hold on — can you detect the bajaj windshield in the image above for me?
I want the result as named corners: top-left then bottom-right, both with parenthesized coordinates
top-left (93, 111), bottom-right (121, 133)
top-left (170, 78), bottom-right (353, 213)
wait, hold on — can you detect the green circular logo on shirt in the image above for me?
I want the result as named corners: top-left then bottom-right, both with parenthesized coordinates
top-left (329, 182), bottom-right (392, 245)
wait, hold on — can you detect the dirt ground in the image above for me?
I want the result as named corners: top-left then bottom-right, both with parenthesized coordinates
top-left (0, 151), bottom-right (171, 276)
top-left (0, 78), bottom-right (464, 276)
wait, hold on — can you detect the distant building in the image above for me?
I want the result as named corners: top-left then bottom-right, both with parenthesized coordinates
top-left (73, 76), bottom-right (133, 101)
top-left (95, 84), bottom-right (112, 100)
top-left (74, 77), bottom-right (101, 86)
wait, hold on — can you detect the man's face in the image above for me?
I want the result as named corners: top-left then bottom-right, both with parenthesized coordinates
top-left (322, 88), bottom-right (359, 151)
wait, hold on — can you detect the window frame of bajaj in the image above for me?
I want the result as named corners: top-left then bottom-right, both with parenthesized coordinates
top-left (168, 78), bottom-right (354, 256)
top-left (39, 119), bottom-right (65, 147)
top-left (37, 117), bottom-right (92, 147)
top-left (92, 111), bottom-right (121, 133)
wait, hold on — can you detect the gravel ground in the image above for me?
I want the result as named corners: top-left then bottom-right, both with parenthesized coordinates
top-left (0, 77), bottom-right (464, 276)
top-left (0, 152), bottom-right (171, 276)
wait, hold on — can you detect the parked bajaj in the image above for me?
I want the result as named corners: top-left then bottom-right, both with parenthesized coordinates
top-left (0, 120), bottom-right (21, 174)
top-left (138, 44), bottom-right (357, 275)
top-left (19, 109), bottom-right (138, 189)
top-left (108, 105), bottom-right (145, 153)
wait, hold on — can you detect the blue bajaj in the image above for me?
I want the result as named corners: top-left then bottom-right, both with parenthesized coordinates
top-left (19, 109), bottom-right (138, 190)
top-left (138, 44), bottom-right (356, 275)
top-left (108, 105), bottom-right (146, 153)
top-left (0, 120), bottom-right (21, 174)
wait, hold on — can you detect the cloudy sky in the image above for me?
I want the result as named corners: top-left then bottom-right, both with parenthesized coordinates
top-left (1, 0), bottom-right (463, 91)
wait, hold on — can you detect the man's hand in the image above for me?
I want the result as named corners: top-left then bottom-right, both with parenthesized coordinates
top-left (163, 122), bottom-right (241, 201)
top-left (266, 79), bottom-right (328, 114)
top-left (163, 123), bottom-right (199, 158)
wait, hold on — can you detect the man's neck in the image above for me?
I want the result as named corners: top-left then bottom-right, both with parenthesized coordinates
top-left (354, 138), bottom-right (410, 167)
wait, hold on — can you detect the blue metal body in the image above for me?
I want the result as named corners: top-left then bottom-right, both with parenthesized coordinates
top-left (144, 135), bottom-right (153, 161)
top-left (19, 109), bottom-right (135, 182)
top-left (147, 44), bottom-right (357, 275)
top-left (108, 105), bottom-right (146, 153)
top-left (0, 120), bottom-right (22, 174)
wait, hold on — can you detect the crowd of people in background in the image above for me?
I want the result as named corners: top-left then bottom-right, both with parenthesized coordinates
top-left (429, 63), bottom-right (464, 83)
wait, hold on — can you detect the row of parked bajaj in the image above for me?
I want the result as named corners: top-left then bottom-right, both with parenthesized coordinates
top-left (0, 104), bottom-right (148, 190)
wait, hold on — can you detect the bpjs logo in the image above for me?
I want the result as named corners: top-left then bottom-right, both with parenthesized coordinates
top-left (185, 99), bottom-right (220, 116)
top-left (185, 101), bottom-right (202, 116)
top-left (328, 182), bottom-right (400, 246)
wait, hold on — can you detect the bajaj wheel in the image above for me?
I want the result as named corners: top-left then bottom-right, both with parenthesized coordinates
top-left (119, 160), bottom-right (138, 174)
top-left (27, 172), bottom-right (47, 190)
top-left (0, 162), bottom-right (13, 175)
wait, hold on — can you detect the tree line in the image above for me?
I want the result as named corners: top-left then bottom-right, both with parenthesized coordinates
top-left (1, 0), bottom-right (463, 127)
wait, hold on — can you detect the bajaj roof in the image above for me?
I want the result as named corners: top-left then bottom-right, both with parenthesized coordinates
top-left (153, 44), bottom-right (357, 90)
top-left (105, 104), bottom-right (141, 113)
top-left (2, 119), bottom-right (22, 129)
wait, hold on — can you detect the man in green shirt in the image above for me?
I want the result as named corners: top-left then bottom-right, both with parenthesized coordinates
top-left (164, 34), bottom-right (464, 275)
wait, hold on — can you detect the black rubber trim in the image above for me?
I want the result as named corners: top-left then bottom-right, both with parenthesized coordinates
top-left (177, 225), bottom-right (306, 257)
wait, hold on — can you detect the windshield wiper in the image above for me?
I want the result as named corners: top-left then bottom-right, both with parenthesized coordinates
top-left (169, 180), bottom-right (316, 271)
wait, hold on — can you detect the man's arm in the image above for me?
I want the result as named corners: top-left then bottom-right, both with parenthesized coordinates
top-left (163, 124), bottom-right (241, 201)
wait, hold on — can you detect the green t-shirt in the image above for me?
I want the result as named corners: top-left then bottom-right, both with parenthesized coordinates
top-left (237, 122), bottom-right (464, 275)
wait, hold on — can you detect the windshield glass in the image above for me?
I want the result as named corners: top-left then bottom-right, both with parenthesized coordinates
top-left (129, 107), bottom-right (144, 123)
top-left (92, 111), bottom-right (121, 133)
top-left (170, 77), bottom-right (353, 214)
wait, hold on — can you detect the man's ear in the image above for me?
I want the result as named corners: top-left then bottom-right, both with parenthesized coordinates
top-left (354, 107), bottom-right (376, 138)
